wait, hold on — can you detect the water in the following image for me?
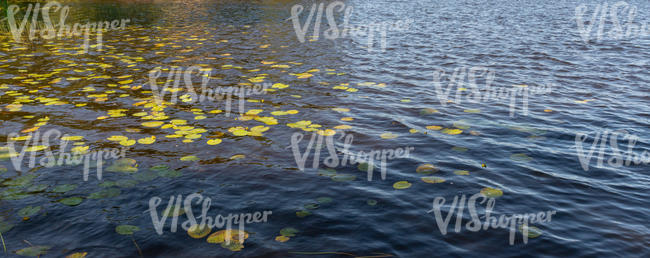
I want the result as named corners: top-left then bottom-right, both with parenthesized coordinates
top-left (0, 0), bottom-right (649, 257)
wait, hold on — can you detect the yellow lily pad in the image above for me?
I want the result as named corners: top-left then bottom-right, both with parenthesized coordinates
top-left (421, 176), bottom-right (446, 183)
top-left (393, 181), bottom-right (412, 189)
top-left (480, 187), bottom-right (503, 198)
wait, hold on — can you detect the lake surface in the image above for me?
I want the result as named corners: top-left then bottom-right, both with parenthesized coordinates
top-left (0, 0), bottom-right (649, 257)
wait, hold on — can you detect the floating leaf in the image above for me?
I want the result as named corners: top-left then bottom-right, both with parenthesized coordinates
top-left (420, 108), bottom-right (438, 115)
top-left (454, 170), bottom-right (470, 175)
top-left (519, 225), bottom-right (543, 239)
top-left (207, 139), bottom-right (222, 145)
top-left (393, 181), bottom-right (412, 189)
top-left (318, 169), bottom-right (336, 177)
top-left (116, 179), bottom-right (138, 188)
top-left (116, 225), bottom-right (140, 235)
top-left (133, 171), bottom-right (158, 182)
top-left (331, 174), bottom-right (355, 182)
top-left (421, 176), bottom-right (446, 184)
top-left (480, 187), bottom-right (503, 198)
top-left (207, 229), bottom-right (249, 244)
top-left (3, 175), bottom-right (36, 187)
top-left (296, 210), bottom-right (311, 218)
top-left (66, 252), bottom-right (88, 258)
top-left (15, 246), bottom-right (50, 257)
top-left (180, 155), bottom-right (199, 161)
top-left (119, 139), bottom-right (136, 146)
top-left (141, 121), bottom-right (164, 128)
top-left (426, 125), bottom-right (443, 130)
top-left (18, 206), bottom-right (41, 217)
top-left (61, 136), bottom-right (84, 141)
top-left (220, 241), bottom-right (244, 251)
top-left (188, 224), bottom-right (211, 239)
top-left (416, 164), bottom-right (440, 175)
top-left (27, 184), bottom-right (47, 192)
top-left (510, 153), bottom-right (533, 162)
top-left (380, 132), bottom-right (398, 139)
top-left (442, 128), bottom-right (463, 135)
top-left (163, 205), bottom-right (185, 217)
top-left (137, 136), bottom-right (156, 144)
top-left (452, 146), bottom-right (468, 152)
top-left (88, 188), bottom-right (121, 199)
top-left (59, 197), bottom-right (83, 206)
top-left (367, 199), bottom-right (378, 206)
top-left (106, 158), bottom-right (138, 173)
top-left (107, 135), bottom-right (128, 142)
top-left (304, 203), bottom-right (319, 210)
top-left (280, 227), bottom-right (299, 237)
top-left (0, 220), bottom-right (15, 233)
top-left (316, 197), bottom-right (332, 204)
top-left (275, 235), bottom-right (290, 242)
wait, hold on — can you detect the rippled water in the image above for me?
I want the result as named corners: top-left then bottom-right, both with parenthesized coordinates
top-left (0, 0), bottom-right (649, 257)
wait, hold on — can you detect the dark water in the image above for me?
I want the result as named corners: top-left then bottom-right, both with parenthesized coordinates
top-left (0, 0), bottom-right (649, 257)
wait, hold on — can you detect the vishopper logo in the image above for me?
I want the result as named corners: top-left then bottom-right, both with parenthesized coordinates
top-left (1, 1), bottom-right (130, 53)
top-left (289, 1), bottom-right (413, 52)
top-left (432, 66), bottom-right (553, 117)
top-left (147, 66), bottom-right (270, 117)
top-left (575, 129), bottom-right (649, 171)
top-left (576, 1), bottom-right (648, 44)
top-left (148, 193), bottom-right (272, 244)
top-left (428, 193), bottom-right (556, 245)
top-left (3, 129), bottom-right (128, 181)
top-left (290, 131), bottom-right (414, 181)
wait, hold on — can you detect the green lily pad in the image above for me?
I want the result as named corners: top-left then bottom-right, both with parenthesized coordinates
top-left (88, 188), bottom-right (121, 199)
top-left (393, 181), bottom-right (412, 189)
top-left (27, 184), bottom-right (47, 192)
top-left (317, 169), bottom-right (336, 177)
top-left (331, 174), bottom-right (355, 182)
top-left (367, 199), bottom-right (377, 206)
top-left (132, 171), bottom-right (158, 182)
top-left (116, 225), bottom-right (140, 235)
top-left (519, 225), bottom-right (543, 238)
top-left (316, 197), bottom-right (332, 204)
top-left (3, 174), bottom-right (36, 187)
top-left (15, 245), bottom-right (50, 256)
top-left (150, 164), bottom-right (170, 171)
top-left (106, 158), bottom-right (138, 173)
top-left (454, 170), bottom-right (470, 175)
top-left (304, 203), bottom-right (319, 210)
top-left (296, 210), bottom-right (311, 218)
top-left (453, 120), bottom-right (471, 129)
top-left (357, 162), bottom-right (370, 172)
top-left (163, 205), bottom-right (185, 217)
top-left (52, 184), bottom-right (78, 193)
top-left (99, 181), bottom-right (116, 188)
top-left (451, 146), bottom-right (468, 152)
top-left (157, 168), bottom-right (182, 178)
top-left (220, 241), bottom-right (244, 251)
top-left (18, 206), bottom-right (41, 217)
top-left (0, 220), bottom-right (14, 233)
top-left (116, 179), bottom-right (138, 188)
top-left (58, 197), bottom-right (83, 206)
top-left (480, 187), bottom-right (503, 198)
top-left (279, 227), bottom-right (299, 237)
top-left (1, 188), bottom-right (31, 200)
top-left (510, 153), bottom-right (533, 162)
